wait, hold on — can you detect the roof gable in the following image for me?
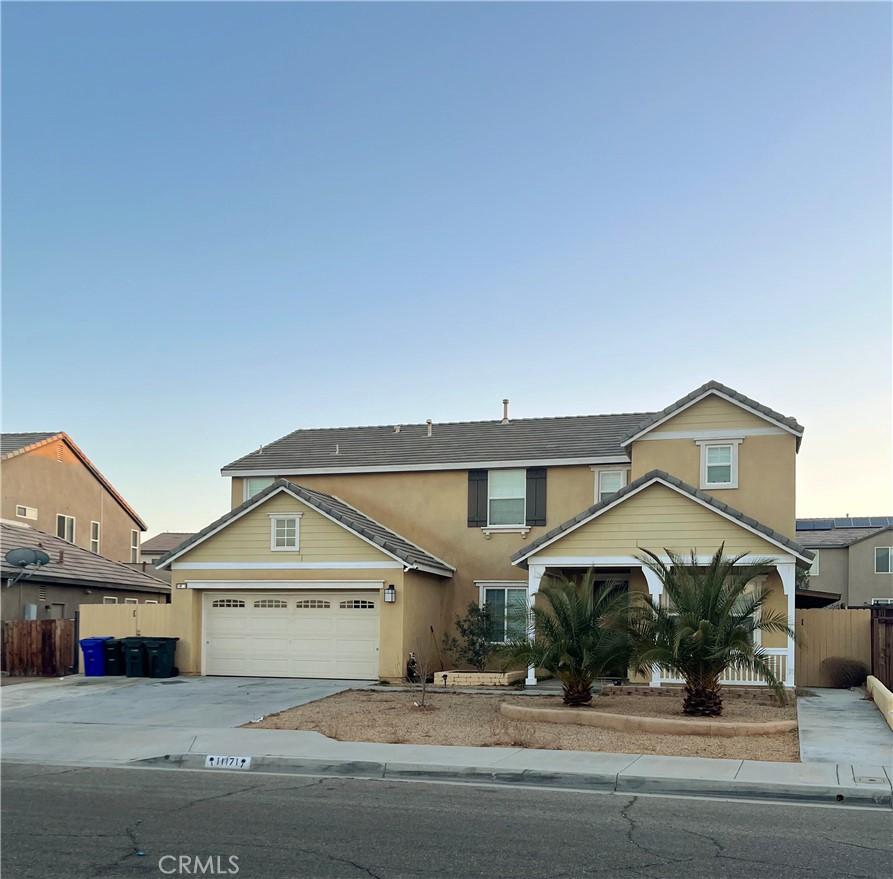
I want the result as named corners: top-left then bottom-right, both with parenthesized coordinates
top-left (1, 432), bottom-right (147, 530)
top-left (512, 469), bottom-right (813, 566)
top-left (621, 381), bottom-right (804, 449)
top-left (156, 480), bottom-right (454, 577)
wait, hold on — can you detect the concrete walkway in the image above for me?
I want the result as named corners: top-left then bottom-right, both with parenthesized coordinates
top-left (3, 676), bottom-right (891, 808)
top-left (797, 688), bottom-right (893, 766)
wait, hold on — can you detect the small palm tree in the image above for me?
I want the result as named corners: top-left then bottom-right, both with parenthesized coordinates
top-left (626, 545), bottom-right (794, 716)
top-left (499, 569), bottom-right (630, 706)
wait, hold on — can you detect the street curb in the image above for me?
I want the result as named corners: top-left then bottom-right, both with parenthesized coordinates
top-left (133, 753), bottom-right (892, 808)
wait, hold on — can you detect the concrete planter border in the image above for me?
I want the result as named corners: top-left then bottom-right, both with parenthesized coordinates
top-left (433, 670), bottom-right (526, 688)
top-left (499, 701), bottom-right (797, 738)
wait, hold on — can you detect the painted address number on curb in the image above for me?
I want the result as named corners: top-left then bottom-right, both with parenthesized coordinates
top-left (205, 755), bottom-right (252, 770)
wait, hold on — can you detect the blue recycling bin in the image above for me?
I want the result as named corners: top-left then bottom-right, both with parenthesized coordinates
top-left (80, 637), bottom-right (112, 676)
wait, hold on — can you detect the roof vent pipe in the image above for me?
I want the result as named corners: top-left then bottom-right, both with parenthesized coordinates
top-left (394, 425), bottom-right (401, 434)
top-left (426, 419), bottom-right (433, 437)
top-left (502, 399), bottom-right (510, 424)
top-left (335, 443), bottom-right (340, 455)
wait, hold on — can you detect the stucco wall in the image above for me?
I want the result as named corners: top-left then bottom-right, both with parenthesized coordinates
top-left (801, 546), bottom-right (849, 603)
top-left (1, 580), bottom-right (168, 621)
top-left (848, 530), bottom-right (893, 607)
top-left (230, 465), bottom-right (596, 631)
top-left (1, 443), bottom-right (143, 563)
top-left (628, 395), bottom-right (797, 537)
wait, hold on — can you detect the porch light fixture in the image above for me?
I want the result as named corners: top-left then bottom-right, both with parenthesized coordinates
top-left (383, 584), bottom-right (397, 604)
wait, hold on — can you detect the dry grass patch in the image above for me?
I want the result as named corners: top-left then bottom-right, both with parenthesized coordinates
top-left (246, 690), bottom-right (799, 762)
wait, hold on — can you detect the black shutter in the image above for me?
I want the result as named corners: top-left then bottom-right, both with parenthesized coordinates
top-left (526, 467), bottom-right (547, 526)
top-left (467, 470), bottom-right (488, 527)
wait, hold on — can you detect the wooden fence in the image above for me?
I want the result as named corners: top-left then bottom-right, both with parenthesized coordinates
top-left (1, 619), bottom-right (77, 677)
top-left (795, 608), bottom-right (871, 687)
top-left (871, 607), bottom-right (893, 689)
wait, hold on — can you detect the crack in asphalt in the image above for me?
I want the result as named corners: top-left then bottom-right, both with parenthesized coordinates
top-left (172, 782), bottom-right (273, 812)
top-left (290, 846), bottom-right (385, 879)
top-left (618, 796), bottom-right (689, 865)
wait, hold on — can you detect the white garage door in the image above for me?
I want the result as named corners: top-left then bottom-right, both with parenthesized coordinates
top-left (203, 591), bottom-right (380, 680)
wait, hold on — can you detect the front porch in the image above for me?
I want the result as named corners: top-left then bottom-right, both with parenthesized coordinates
top-left (520, 560), bottom-right (796, 690)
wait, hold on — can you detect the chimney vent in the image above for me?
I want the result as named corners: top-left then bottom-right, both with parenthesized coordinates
top-left (426, 419), bottom-right (433, 437)
top-left (394, 425), bottom-right (401, 434)
top-left (502, 399), bottom-right (510, 424)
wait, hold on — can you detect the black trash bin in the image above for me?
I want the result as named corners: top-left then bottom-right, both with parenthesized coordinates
top-left (121, 637), bottom-right (148, 677)
top-left (103, 639), bottom-right (125, 676)
top-left (143, 637), bottom-right (179, 678)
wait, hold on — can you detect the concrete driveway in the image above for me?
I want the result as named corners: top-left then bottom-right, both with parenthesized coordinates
top-left (1, 675), bottom-right (367, 766)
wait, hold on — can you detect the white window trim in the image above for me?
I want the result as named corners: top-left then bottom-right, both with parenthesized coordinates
top-left (269, 512), bottom-right (303, 552)
top-left (871, 597), bottom-right (893, 606)
top-left (130, 530), bottom-right (140, 563)
top-left (15, 504), bottom-right (38, 521)
top-left (56, 514), bottom-right (76, 543)
top-left (478, 581), bottom-right (528, 644)
top-left (808, 550), bottom-right (820, 577)
top-left (244, 477), bottom-right (276, 501)
top-left (102, 596), bottom-right (118, 605)
top-left (696, 439), bottom-right (742, 490)
top-left (593, 467), bottom-right (629, 504)
top-left (874, 547), bottom-right (893, 574)
top-left (486, 468), bottom-right (527, 528)
top-left (90, 521), bottom-right (101, 554)
top-left (124, 598), bottom-right (139, 604)
top-left (145, 600), bottom-right (159, 605)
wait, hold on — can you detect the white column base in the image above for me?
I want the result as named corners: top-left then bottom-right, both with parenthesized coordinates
top-left (526, 666), bottom-right (537, 687)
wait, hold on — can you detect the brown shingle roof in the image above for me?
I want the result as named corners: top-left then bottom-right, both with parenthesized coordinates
top-left (0, 523), bottom-right (170, 593)
top-left (221, 413), bottom-right (652, 475)
top-left (141, 532), bottom-right (195, 554)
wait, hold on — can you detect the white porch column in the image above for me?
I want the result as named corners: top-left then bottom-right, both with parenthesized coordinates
top-left (641, 565), bottom-right (664, 688)
top-left (525, 565), bottom-right (545, 687)
top-left (776, 561), bottom-right (796, 689)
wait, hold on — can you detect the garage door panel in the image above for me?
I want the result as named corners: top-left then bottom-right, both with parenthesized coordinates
top-left (204, 590), bottom-right (380, 680)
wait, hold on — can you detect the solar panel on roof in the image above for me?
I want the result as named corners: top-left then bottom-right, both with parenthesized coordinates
top-left (852, 517), bottom-right (871, 527)
top-left (870, 517), bottom-right (893, 527)
top-left (833, 518), bottom-right (851, 528)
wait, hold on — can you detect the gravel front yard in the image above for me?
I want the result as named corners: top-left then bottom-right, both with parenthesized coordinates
top-left (246, 690), bottom-right (800, 762)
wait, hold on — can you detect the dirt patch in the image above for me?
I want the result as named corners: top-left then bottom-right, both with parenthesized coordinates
top-left (246, 690), bottom-right (800, 762)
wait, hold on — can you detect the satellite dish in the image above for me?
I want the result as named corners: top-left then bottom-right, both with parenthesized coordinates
top-left (5, 548), bottom-right (51, 568)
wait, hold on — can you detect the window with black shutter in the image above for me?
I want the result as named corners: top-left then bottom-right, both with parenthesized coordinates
top-left (526, 467), bottom-right (547, 526)
top-left (467, 470), bottom-right (488, 527)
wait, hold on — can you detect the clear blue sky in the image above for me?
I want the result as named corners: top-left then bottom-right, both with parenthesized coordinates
top-left (3, 3), bottom-right (891, 533)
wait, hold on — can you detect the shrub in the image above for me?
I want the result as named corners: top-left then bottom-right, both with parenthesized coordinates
top-left (821, 657), bottom-right (869, 689)
top-left (442, 603), bottom-right (493, 671)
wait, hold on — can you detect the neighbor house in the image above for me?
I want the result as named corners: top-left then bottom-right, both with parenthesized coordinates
top-left (1, 521), bottom-right (170, 620)
top-left (156, 380), bottom-right (813, 688)
top-left (126, 532), bottom-right (195, 584)
top-left (795, 517), bottom-right (893, 608)
top-left (1, 432), bottom-right (146, 563)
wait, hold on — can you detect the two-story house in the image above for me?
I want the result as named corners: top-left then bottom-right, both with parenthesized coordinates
top-left (156, 381), bottom-right (813, 687)
top-left (796, 517), bottom-right (893, 608)
top-left (1, 432), bottom-right (146, 563)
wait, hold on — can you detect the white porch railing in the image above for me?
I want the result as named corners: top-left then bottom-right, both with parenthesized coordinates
top-left (657, 648), bottom-right (788, 687)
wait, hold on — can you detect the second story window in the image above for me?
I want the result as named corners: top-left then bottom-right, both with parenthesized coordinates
top-left (487, 469), bottom-right (526, 526)
top-left (699, 441), bottom-right (739, 490)
top-left (90, 521), bottom-right (101, 554)
top-left (245, 477), bottom-right (275, 500)
top-left (875, 547), bottom-right (892, 574)
top-left (56, 514), bottom-right (75, 543)
top-left (130, 530), bottom-right (140, 563)
top-left (597, 470), bottom-right (627, 503)
top-left (15, 505), bottom-right (37, 520)
top-left (270, 513), bottom-right (302, 551)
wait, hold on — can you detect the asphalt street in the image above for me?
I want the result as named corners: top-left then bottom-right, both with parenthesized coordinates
top-left (2, 763), bottom-right (891, 879)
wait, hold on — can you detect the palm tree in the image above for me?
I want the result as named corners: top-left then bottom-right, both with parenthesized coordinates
top-left (625, 545), bottom-right (794, 716)
top-left (499, 569), bottom-right (630, 706)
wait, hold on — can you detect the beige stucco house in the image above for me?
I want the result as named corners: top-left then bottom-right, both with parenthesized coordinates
top-left (796, 518), bottom-right (893, 608)
top-left (1, 432), bottom-right (146, 564)
top-left (156, 380), bottom-right (814, 687)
